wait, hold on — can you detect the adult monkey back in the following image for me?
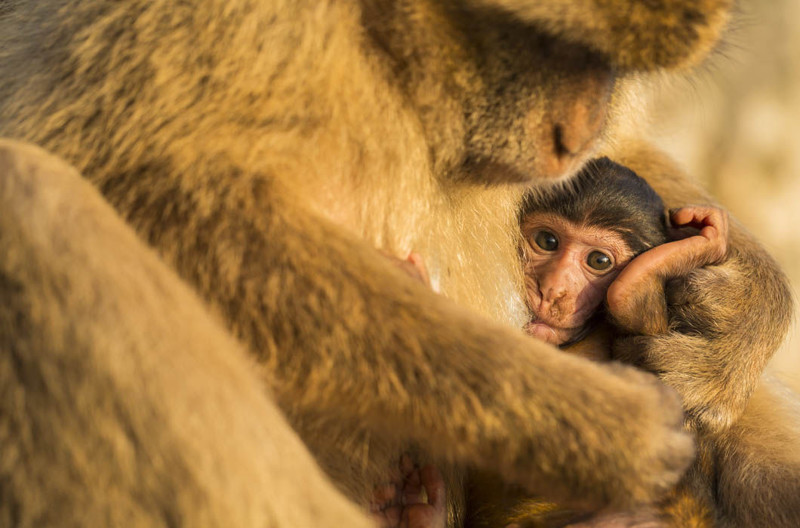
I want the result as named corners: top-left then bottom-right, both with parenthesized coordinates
top-left (0, 2), bottom-right (790, 528)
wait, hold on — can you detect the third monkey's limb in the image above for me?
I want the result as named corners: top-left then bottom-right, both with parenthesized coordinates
top-left (607, 141), bottom-right (793, 432)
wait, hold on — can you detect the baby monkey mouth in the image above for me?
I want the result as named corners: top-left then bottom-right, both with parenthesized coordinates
top-left (524, 314), bottom-right (585, 347)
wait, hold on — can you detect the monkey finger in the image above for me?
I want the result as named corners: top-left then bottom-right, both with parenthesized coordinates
top-left (669, 206), bottom-right (716, 229)
top-left (372, 482), bottom-right (399, 506)
top-left (400, 453), bottom-right (417, 479)
top-left (400, 504), bottom-right (445, 528)
top-left (697, 224), bottom-right (721, 244)
top-left (406, 252), bottom-right (433, 290)
top-left (373, 506), bottom-right (402, 528)
top-left (669, 234), bottom-right (725, 266)
top-left (403, 468), bottom-right (426, 505)
top-left (668, 215), bottom-right (726, 261)
top-left (418, 464), bottom-right (446, 510)
top-left (669, 205), bottom-right (712, 225)
top-left (614, 236), bottom-right (708, 287)
top-left (699, 227), bottom-right (727, 262)
top-left (669, 206), bottom-right (727, 238)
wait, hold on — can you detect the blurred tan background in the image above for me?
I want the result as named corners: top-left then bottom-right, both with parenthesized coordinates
top-left (645, 0), bottom-right (800, 382)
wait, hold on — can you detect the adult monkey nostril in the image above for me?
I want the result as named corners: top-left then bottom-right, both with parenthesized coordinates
top-left (552, 124), bottom-right (569, 159)
top-left (555, 84), bottom-right (611, 159)
top-left (538, 66), bottom-right (615, 179)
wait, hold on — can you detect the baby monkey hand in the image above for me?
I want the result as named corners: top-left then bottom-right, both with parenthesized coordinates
top-left (607, 205), bottom-right (729, 335)
top-left (666, 205), bottom-right (729, 268)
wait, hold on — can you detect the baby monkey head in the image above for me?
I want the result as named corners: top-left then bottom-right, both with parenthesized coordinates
top-left (519, 157), bottom-right (668, 346)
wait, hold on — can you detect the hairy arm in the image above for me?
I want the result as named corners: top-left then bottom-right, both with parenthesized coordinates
top-left (605, 142), bottom-right (794, 433)
top-left (163, 176), bottom-right (692, 509)
top-left (607, 205), bottom-right (729, 336)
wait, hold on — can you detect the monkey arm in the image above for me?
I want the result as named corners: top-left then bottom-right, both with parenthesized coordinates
top-left (606, 142), bottom-right (794, 433)
top-left (607, 206), bottom-right (729, 336)
top-left (149, 174), bottom-right (694, 510)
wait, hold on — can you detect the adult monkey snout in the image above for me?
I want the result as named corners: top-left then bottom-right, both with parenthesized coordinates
top-left (534, 66), bottom-right (615, 180)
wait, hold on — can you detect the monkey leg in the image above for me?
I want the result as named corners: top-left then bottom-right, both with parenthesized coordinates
top-left (0, 140), bottom-right (373, 528)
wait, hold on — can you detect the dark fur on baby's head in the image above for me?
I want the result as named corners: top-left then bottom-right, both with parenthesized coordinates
top-left (521, 157), bottom-right (669, 256)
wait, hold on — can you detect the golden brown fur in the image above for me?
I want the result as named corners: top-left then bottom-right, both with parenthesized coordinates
top-left (0, 1), bottom-right (792, 527)
top-left (0, 139), bottom-right (373, 528)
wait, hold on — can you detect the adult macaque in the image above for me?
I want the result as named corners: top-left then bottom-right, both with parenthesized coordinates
top-left (0, 1), bottom-right (794, 527)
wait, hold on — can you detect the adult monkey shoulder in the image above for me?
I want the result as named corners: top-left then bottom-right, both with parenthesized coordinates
top-left (0, 0), bottom-right (781, 527)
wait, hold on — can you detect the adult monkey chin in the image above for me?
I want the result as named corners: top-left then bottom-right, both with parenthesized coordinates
top-left (0, 2), bottom-right (791, 528)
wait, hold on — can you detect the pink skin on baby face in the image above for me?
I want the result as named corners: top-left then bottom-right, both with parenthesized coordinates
top-left (521, 213), bottom-right (634, 346)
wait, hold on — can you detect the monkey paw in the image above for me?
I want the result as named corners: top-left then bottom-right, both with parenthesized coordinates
top-left (596, 362), bottom-right (697, 504)
top-left (496, 353), bottom-right (695, 510)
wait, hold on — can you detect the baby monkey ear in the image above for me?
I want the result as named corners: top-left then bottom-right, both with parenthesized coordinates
top-left (465, 0), bottom-right (732, 71)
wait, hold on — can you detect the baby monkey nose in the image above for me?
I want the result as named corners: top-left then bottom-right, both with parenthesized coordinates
top-left (540, 284), bottom-right (568, 313)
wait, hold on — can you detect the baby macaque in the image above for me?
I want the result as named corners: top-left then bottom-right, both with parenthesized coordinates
top-left (519, 157), bottom-right (727, 355)
top-left (375, 157), bottom-right (729, 528)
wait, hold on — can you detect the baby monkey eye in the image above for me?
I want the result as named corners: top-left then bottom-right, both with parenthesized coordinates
top-left (534, 230), bottom-right (558, 251)
top-left (587, 251), bottom-right (613, 271)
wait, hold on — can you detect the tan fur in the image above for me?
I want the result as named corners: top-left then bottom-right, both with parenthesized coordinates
top-left (468, 0), bottom-right (733, 70)
top-left (604, 148), bottom-right (797, 526)
top-left (607, 143), bottom-right (794, 434)
top-left (710, 379), bottom-right (800, 526)
top-left (0, 140), bottom-right (373, 528)
top-left (0, 1), bottom-right (791, 527)
top-left (0, 1), bottom-right (16, 17)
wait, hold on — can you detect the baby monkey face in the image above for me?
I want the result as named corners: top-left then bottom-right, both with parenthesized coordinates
top-left (521, 212), bottom-right (634, 345)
